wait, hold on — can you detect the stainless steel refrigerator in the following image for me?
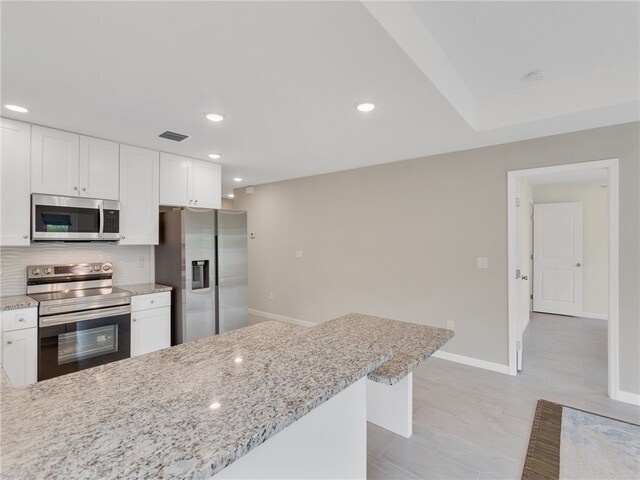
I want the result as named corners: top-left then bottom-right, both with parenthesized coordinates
top-left (155, 209), bottom-right (248, 344)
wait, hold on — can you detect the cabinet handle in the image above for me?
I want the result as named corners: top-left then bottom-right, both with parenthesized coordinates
top-left (7, 340), bottom-right (12, 345)
top-left (121, 236), bottom-right (126, 240)
top-left (194, 200), bottom-right (198, 204)
top-left (23, 235), bottom-right (28, 239)
top-left (150, 300), bottom-right (154, 304)
top-left (17, 317), bottom-right (25, 322)
top-left (82, 187), bottom-right (87, 192)
top-left (74, 186), bottom-right (78, 191)
top-left (189, 200), bottom-right (192, 204)
top-left (132, 318), bottom-right (137, 322)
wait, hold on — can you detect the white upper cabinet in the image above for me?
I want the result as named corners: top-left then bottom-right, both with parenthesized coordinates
top-left (192, 161), bottom-right (221, 208)
top-left (119, 145), bottom-right (159, 245)
top-left (159, 153), bottom-right (191, 206)
top-left (160, 153), bottom-right (221, 208)
top-left (1, 118), bottom-right (31, 245)
top-left (32, 127), bottom-right (120, 200)
top-left (31, 125), bottom-right (80, 196)
top-left (79, 136), bottom-right (119, 200)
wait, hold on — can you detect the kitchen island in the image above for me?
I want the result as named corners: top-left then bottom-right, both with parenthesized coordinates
top-left (1, 314), bottom-right (452, 479)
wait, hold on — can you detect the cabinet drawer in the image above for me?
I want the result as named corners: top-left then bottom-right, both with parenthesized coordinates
top-left (131, 292), bottom-right (171, 312)
top-left (2, 308), bottom-right (37, 332)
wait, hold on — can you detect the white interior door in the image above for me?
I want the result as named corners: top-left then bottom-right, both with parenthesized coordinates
top-left (533, 202), bottom-right (583, 316)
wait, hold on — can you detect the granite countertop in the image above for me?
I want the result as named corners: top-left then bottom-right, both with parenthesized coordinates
top-left (1, 320), bottom-right (391, 479)
top-left (0, 295), bottom-right (38, 311)
top-left (118, 283), bottom-right (173, 296)
top-left (304, 313), bottom-right (454, 385)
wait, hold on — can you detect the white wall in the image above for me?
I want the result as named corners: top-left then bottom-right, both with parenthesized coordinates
top-left (0, 244), bottom-right (153, 296)
top-left (532, 181), bottom-right (609, 319)
top-left (234, 122), bottom-right (640, 395)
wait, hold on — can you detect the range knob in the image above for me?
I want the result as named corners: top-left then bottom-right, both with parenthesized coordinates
top-left (103, 264), bottom-right (111, 272)
top-left (43, 267), bottom-right (52, 275)
top-left (31, 268), bottom-right (40, 275)
top-left (93, 265), bottom-right (101, 272)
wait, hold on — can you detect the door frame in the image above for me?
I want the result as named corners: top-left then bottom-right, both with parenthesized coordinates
top-left (507, 158), bottom-right (619, 401)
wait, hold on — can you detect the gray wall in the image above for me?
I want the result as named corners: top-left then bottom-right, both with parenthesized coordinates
top-left (234, 122), bottom-right (640, 395)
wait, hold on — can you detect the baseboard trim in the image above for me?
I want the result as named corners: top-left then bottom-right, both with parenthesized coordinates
top-left (582, 312), bottom-right (608, 321)
top-left (248, 309), bottom-right (315, 328)
top-left (613, 389), bottom-right (640, 406)
top-left (431, 351), bottom-right (511, 375)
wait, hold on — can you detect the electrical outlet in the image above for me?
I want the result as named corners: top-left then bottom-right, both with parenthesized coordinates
top-left (137, 256), bottom-right (145, 268)
top-left (295, 251), bottom-right (303, 259)
top-left (268, 291), bottom-right (274, 300)
top-left (477, 257), bottom-right (489, 269)
top-left (447, 320), bottom-right (455, 331)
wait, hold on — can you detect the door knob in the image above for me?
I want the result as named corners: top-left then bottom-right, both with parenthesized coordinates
top-left (7, 340), bottom-right (12, 345)
top-left (576, 263), bottom-right (582, 267)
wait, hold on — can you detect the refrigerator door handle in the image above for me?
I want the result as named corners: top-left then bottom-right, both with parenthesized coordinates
top-left (214, 234), bottom-right (220, 287)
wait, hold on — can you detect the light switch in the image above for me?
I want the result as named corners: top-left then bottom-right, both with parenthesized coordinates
top-left (477, 257), bottom-right (489, 269)
top-left (295, 251), bottom-right (304, 259)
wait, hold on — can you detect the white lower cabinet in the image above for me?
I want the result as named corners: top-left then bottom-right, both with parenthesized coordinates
top-left (2, 308), bottom-right (38, 387)
top-left (131, 292), bottom-right (171, 357)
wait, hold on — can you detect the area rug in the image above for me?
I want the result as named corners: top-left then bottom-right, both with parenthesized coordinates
top-left (522, 400), bottom-right (640, 480)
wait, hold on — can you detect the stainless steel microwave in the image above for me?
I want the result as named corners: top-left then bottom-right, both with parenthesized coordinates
top-left (32, 194), bottom-right (120, 241)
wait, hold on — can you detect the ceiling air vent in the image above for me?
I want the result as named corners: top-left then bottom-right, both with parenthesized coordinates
top-left (159, 131), bottom-right (190, 142)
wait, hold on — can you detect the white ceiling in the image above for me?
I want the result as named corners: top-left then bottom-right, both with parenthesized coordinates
top-left (411, 1), bottom-right (640, 100)
top-left (1, 2), bottom-right (638, 196)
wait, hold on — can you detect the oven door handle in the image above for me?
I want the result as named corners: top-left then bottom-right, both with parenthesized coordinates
top-left (39, 305), bottom-right (131, 327)
top-left (99, 202), bottom-right (104, 240)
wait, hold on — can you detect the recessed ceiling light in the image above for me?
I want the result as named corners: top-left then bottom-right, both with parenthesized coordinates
top-left (355, 102), bottom-right (375, 113)
top-left (233, 177), bottom-right (243, 182)
top-left (234, 357), bottom-right (243, 364)
top-left (208, 153), bottom-right (221, 160)
top-left (227, 194), bottom-right (235, 199)
top-left (4, 104), bottom-right (28, 113)
top-left (209, 402), bottom-right (221, 410)
top-left (205, 113), bottom-right (224, 122)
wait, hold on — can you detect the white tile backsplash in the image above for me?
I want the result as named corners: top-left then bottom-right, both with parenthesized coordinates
top-left (0, 243), bottom-right (154, 296)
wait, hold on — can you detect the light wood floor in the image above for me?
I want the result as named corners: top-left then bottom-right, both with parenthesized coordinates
top-left (248, 313), bottom-right (640, 479)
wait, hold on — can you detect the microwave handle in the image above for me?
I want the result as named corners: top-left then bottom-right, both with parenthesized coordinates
top-left (99, 202), bottom-right (104, 239)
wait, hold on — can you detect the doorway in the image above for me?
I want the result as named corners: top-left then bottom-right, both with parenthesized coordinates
top-left (507, 159), bottom-right (619, 400)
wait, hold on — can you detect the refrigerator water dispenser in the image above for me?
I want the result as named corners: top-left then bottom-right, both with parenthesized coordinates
top-left (191, 260), bottom-right (210, 290)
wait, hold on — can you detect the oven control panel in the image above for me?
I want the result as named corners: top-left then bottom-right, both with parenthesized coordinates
top-left (27, 262), bottom-right (113, 279)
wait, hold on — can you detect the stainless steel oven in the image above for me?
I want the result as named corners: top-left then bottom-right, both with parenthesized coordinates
top-left (27, 262), bottom-right (131, 381)
top-left (38, 307), bottom-right (130, 381)
top-left (32, 194), bottom-right (120, 241)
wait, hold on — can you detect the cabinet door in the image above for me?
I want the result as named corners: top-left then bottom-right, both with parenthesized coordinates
top-left (131, 307), bottom-right (171, 357)
top-left (79, 136), bottom-right (119, 200)
top-left (119, 145), bottom-right (159, 245)
top-left (31, 125), bottom-right (79, 196)
top-left (160, 153), bottom-right (191, 206)
top-left (2, 328), bottom-right (37, 387)
top-left (1, 118), bottom-right (31, 245)
top-left (192, 160), bottom-right (221, 208)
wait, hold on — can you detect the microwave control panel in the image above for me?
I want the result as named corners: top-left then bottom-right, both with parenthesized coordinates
top-left (103, 210), bottom-right (120, 234)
